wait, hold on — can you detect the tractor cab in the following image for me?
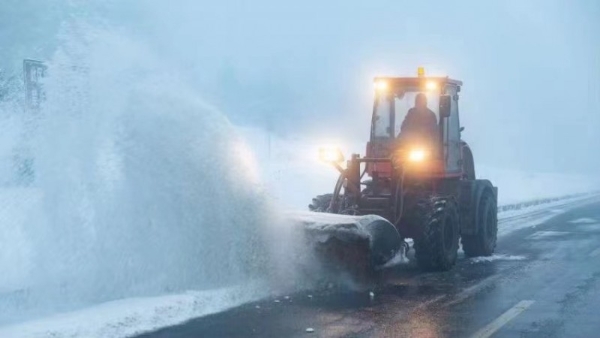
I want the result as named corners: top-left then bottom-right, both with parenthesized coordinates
top-left (366, 70), bottom-right (463, 179)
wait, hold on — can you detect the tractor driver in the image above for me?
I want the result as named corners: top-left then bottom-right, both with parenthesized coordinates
top-left (398, 93), bottom-right (438, 140)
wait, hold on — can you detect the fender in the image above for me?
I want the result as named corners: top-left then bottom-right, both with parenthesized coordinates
top-left (460, 142), bottom-right (476, 180)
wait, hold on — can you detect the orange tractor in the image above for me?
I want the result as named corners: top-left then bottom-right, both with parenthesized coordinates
top-left (309, 69), bottom-right (498, 272)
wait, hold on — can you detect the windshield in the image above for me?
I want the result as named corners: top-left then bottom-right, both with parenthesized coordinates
top-left (372, 91), bottom-right (440, 138)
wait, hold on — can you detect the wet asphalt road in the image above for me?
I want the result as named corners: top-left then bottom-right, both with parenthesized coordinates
top-left (138, 199), bottom-right (600, 338)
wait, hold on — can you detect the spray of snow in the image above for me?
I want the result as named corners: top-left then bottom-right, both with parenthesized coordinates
top-left (0, 23), bottom-right (312, 327)
top-left (381, 250), bottom-right (410, 268)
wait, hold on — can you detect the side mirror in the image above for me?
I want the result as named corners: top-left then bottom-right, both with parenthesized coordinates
top-left (439, 95), bottom-right (451, 118)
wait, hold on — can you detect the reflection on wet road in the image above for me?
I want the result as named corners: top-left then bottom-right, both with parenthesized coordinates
top-left (138, 200), bottom-right (600, 338)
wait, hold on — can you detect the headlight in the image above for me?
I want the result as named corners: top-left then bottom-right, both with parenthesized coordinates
top-left (374, 80), bottom-right (388, 92)
top-left (425, 81), bottom-right (438, 91)
top-left (319, 146), bottom-right (345, 163)
top-left (408, 149), bottom-right (427, 162)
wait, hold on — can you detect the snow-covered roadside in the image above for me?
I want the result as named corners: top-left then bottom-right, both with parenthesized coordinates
top-left (497, 192), bottom-right (600, 237)
top-left (468, 254), bottom-right (527, 263)
top-left (0, 281), bottom-right (270, 338)
top-left (498, 191), bottom-right (600, 213)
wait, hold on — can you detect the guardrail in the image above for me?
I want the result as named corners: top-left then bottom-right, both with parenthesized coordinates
top-left (498, 191), bottom-right (600, 213)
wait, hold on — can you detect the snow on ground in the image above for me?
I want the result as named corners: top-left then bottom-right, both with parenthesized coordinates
top-left (568, 218), bottom-right (598, 224)
top-left (287, 211), bottom-right (384, 242)
top-left (0, 282), bottom-right (270, 338)
top-left (382, 250), bottom-right (409, 268)
top-left (574, 224), bottom-right (600, 233)
top-left (468, 254), bottom-right (527, 263)
top-left (527, 231), bottom-right (570, 240)
top-left (497, 194), bottom-right (600, 238)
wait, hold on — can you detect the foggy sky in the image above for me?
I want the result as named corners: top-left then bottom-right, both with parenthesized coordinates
top-left (2, 0), bottom-right (599, 175)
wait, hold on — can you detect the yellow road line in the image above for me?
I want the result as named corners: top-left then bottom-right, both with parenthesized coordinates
top-left (470, 300), bottom-right (535, 338)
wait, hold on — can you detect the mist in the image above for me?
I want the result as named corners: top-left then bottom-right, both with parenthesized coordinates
top-left (3, 1), bottom-right (599, 174)
top-left (0, 0), bottom-right (599, 332)
top-left (111, 0), bottom-right (600, 175)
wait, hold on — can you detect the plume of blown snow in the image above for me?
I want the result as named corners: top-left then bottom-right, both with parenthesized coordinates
top-left (0, 23), bottom-right (292, 325)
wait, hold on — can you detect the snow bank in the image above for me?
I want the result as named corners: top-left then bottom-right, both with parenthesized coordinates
top-left (469, 254), bottom-right (527, 263)
top-left (568, 217), bottom-right (597, 224)
top-left (497, 193), bottom-right (600, 237)
top-left (0, 282), bottom-right (270, 338)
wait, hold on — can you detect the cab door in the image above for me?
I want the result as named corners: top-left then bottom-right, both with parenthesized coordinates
top-left (443, 85), bottom-right (462, 174)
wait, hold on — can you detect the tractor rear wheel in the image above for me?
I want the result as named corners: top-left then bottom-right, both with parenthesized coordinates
top-left (462, 190), bottom-right (498, 257)
top-left (309, 194), bottom-right (333, 212)
top-left (414, 197), bottom-right (460, 271)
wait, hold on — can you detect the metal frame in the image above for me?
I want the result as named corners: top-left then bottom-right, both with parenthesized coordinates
top-left (23, 59), bottom-right (47, 111)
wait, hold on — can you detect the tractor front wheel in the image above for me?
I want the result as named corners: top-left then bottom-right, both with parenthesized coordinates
top-left (414, 197), bottom-right (460, 271)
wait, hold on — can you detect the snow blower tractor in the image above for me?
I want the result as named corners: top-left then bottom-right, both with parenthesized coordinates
top-left (307, 68), bottom-right (498, 275)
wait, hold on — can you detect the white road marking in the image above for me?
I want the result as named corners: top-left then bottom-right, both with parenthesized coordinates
top-left (444, 275), bottom-right (502, 307)
top-left (413, 294), bottom-right (447, 311)
top-left (411, 275), bottom-right (504, 312)
top-left (590, 248), bottom-right (600, 258)
top-left (470, 300), bottom-right (535, 338)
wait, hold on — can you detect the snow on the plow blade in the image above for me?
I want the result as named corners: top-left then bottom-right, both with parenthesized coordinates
top-left (286, 211), bottom-right (402, 282)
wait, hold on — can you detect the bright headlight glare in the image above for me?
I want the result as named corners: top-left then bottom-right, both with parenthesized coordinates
top-left (425, 81), bottom-right (438, 91)
top-left (408, 149), bottom-right (427, 162)
top-left (319, 146), bottom-right (344, 163)
top-left (374, 80), bottom-right (388, 91)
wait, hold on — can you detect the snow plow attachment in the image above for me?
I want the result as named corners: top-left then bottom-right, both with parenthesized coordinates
top-left (290, 212), bottom-right (403, 283)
